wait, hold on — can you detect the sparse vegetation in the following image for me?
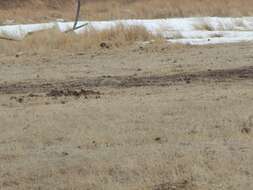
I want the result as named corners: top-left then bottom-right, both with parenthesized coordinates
top-left (1, 1), bottom-right (253, 190)
top-left (1, 33), bottom-right (253, 190)
top-left (0, 25), bottom-right (164, 55)
top-left (1, 0), bottom-right (253, 23)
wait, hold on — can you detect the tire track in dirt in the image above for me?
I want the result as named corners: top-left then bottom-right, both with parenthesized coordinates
top-left (0, 66), bottom-right (252, 95)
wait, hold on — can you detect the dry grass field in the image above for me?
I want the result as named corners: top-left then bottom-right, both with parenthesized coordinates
top-left (1, 1), bottom-right (253, 190)
top-left (1, 0), bottom-right (253, 23)
top-left (1, 41), bottom-right (253, 190)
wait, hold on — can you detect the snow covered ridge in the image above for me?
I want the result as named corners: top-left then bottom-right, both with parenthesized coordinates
top-left (1, 17), bottom-right (253, 45)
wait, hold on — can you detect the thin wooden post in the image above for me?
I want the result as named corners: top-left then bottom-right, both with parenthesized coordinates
top-left (73, 0), bottom-right (81, 30)
top-left (72, 0), bottom-right (88, 31)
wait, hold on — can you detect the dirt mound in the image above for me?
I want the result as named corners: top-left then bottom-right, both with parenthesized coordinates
top-left (47, 89), bottom-right (101, 98)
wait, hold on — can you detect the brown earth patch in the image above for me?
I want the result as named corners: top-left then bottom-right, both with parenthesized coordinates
top-left (0, 66), bottom-right (252, 95)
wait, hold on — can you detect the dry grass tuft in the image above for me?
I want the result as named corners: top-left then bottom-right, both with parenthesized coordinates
top-left (194, 22), bottom-right (214, 31)
top-left (0, 25), bottom-right (163, 55)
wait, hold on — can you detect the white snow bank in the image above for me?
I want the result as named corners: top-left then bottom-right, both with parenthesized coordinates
top-left (1, 17), bottom-right (253, 45)
top-left (0, 23), bottom-right (54, 40)
top-left (168, 36), bottom-right (253, 45)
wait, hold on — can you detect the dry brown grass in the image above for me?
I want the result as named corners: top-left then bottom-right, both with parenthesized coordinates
top-left (1, 0), bottom-right (253, 23)
top-left (0, 25), bottom-right (163, 55)
top-left (1, 33), bottom-right (253, 190)
top-left (194, 21), bottom-right (214, 31)
top-left (80, 0), bottom-right (253, 20)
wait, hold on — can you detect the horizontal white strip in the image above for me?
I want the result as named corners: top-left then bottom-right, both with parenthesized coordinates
top-left (1, 17), bottom-right (253, 45)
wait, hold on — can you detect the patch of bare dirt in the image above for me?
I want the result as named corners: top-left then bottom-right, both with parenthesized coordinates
top-left (1, 44), bottom-right (253, 190)
top-left (0, 66), bottom-right (252, 95)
